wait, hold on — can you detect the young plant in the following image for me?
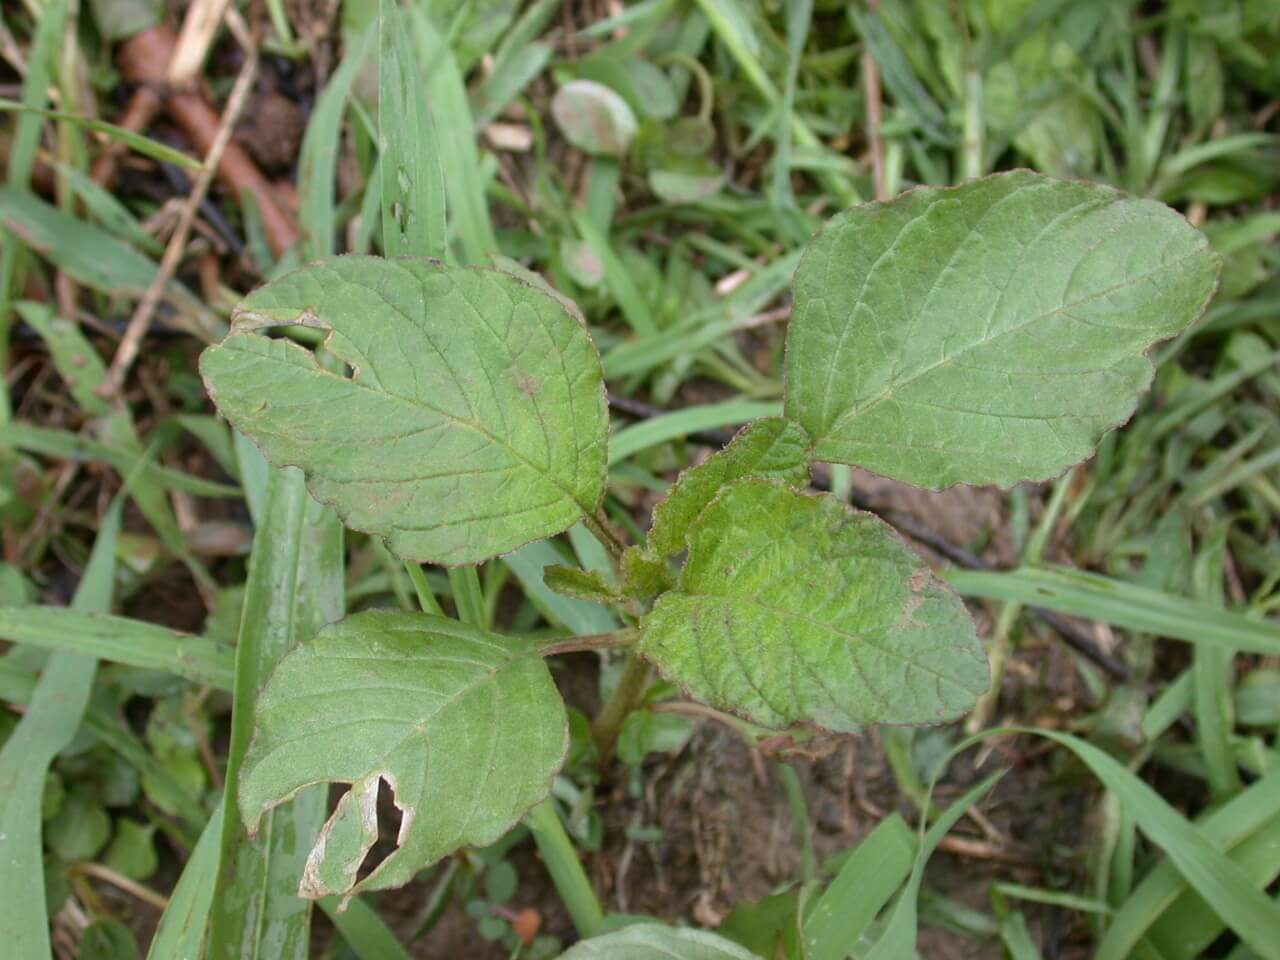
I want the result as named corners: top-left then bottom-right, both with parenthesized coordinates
top-left (199, 171), bottom-right (1219, 904)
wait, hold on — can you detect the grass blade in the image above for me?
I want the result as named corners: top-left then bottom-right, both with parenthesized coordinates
top-left (609, 400), bottom-right (782, 464)
top-left (0, 498), bottom-right (121, 957)
top-left (944, 566), bottom-right (1280, 655)
top-left (525, 800), bottom-right (605, 938)
top-left (803, 813), bottom-right (916, 960)
top-left (147, 802), bottom-right (225, 960)
top-left (0, 607), bottom-right (234, 688)
top-left (207, 467), bottom-right (345, 959)
top-left (408, 6), bottom-right (499, 263)
top-left (320, 896), bottom-right (413, 960)
top-left (1096, 770), bottom-right (1280, 960)
top-left (299, 25), bottom-right (374, 259)
top-left (1031, 731), bottom-right (1280, 960)
top-left (379, 0), bottom-right (446, 259)
top-left (0, 98), bottom-right (200, 169)
top-left (864, 770), bottom-right (1008, 959)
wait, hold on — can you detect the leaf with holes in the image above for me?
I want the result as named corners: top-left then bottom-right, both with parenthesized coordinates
top-left (199, 256), bottom-right (608, 565)
top-left (638, 480), bottom-right (987, 730)
top-left (560, 924), bottom-right (766, 959)
top-left (785, 170), bottom-right (1220, 489)
top-left (237, 610), bottom-right (568, 902)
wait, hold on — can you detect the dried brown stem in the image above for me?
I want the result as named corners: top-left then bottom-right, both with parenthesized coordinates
top-left (116, 25), bottom-right (299, 255)
top-left (101, 32), bottom-right (259, 396)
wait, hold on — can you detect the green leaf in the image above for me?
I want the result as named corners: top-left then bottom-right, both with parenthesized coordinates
top-left (552, 80), bottom-right (639, 156)
top-left (638, 480), bottom-right (987, 731)
top-left (620, 547), bottom-right (675, 603)
top-left (544, 565), bottom-right (624, 605)
top-left (645, 417), bottom-right (811, 560)
top-left (785, 171), bottom-right (1220, 489)
top-left (560, 923), bottom-right (766, 959)
top-left (47, 789), bottom-right (112, 860)
top-left (200, 256), bottom-right (608, 566)
top-left (103, 818), bottom-right (158, 881)
top-left (238, 610), bottom-right (568, 901)
top-left (80, 919), bottom-right (139, 960)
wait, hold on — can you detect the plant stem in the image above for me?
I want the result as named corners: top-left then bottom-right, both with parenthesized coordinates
top-left (591, 651), bottom-right (650, 758)
top-left (776, 763), bottom-right (815, 882)
top-left (960, 66), bottom-right (983, 180)
top-left (966, 472), bottom-right (1075, 733)
top-left (404, 561), bottom-right (444, 616)
top-left (524, 801), bottom-right (604, 938)
top-left (447, 565), bottom-right (486, 627)
top-left (539, 629), bottom-right (637, 658)
top-left (584, 510), bottom-right (626, 565)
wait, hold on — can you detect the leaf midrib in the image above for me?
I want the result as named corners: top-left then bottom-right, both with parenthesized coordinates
top-left (817, 246), bottom-right (1206, 443)
top-left (224, 332), bottom-right (599, 519)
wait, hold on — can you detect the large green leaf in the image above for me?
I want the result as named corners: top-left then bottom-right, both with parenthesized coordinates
top-left (560, 924), bottom-right (766, 959)
top-left (200, 256), bottom-right (608, 565)
top-left (785, 171), bottom-right (1220, 488)
top-left (238, 610), bottom-right (568, 901)
top-left (638, 480), bottom-right (987, 730)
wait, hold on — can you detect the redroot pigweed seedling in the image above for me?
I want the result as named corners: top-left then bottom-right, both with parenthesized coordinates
top-left (200, 171), bottom-right (1218, 904)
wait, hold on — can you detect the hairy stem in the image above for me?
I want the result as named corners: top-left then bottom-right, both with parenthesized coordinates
top-left (591, 651), bottom-right (651, 759)
top-left (584, 510), bottom-right (627, 564)
top-left (539, 629), bottom-right (637, 658)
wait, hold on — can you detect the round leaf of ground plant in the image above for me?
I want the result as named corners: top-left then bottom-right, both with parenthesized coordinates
top-left (646, 417), bottom-right (811, 560)
top-left (200, 256), bottom-right (608, 565)
top-left (638, 481), bottom-right (987, 730)
top-left (552, 79), bottom-right (638, 156)
top-left (560, 924), bottom-right (766, 959)
top-left (784, 170), bottom-right (1220, 489)
top-left (237, 610), bottom-right (568, 901)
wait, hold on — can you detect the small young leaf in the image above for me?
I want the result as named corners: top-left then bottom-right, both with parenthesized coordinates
top-left (552, 79), bottom-right (639, 156)
top-left (200, 257), bottom-right (608, 565)
top-left (785, 170), bottom-right (1220, 489)
top-left (544, 565), bottom-right (623, 605)
top-left (238, 611), bottom-right (568, 901)
top-left (560, 923), bottom-right (766, 959)
top-left (638, 481), bottom-right (987, 731)
top-left (646, 417), bottom-right (811, 560)
top-left (620, 547), bottom-right (675, 602)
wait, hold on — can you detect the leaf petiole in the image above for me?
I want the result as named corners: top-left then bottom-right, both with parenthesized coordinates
top-left (538, 629), bottom-right (637, 658)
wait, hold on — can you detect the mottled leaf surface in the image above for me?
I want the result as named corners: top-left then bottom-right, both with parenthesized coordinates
top-left (646, 417), bottom-right (811, 559)
top-left (560, 924), bottom-right (765, 960)
top-left (238, 611), bottom-right (568, 900)
top-left (551, 79), bottom-right (638, 156)
top-left (785, 171), bottom-right (1220, 488)
top-left (639, 481), bottom-right (987, 730)
top-left (200, 257), bottom-right (608, 565)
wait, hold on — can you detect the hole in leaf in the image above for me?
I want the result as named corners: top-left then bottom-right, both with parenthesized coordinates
top-left (353, 775), bottom-right (406, 885)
